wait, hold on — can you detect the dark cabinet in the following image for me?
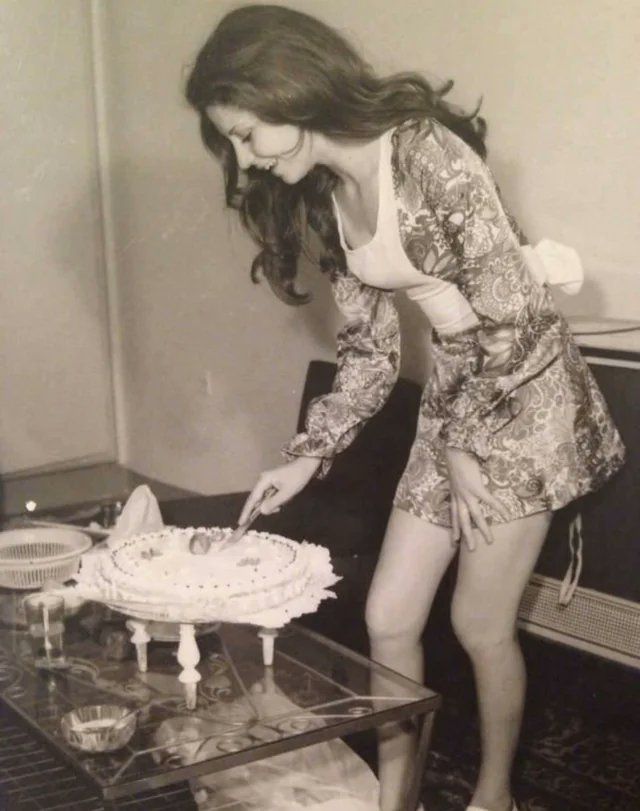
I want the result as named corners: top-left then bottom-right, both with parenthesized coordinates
top-left (537, 352), bottom-right (640, 603)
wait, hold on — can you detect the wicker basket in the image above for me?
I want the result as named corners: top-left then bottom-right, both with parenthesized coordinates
top-left (0, 528), bottom-right (92, 590)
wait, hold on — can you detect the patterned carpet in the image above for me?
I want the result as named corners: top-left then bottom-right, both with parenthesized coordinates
top-left (0, 632), bottom-right (638, 810)
top-left (419, 634), bottom-right (640, 810)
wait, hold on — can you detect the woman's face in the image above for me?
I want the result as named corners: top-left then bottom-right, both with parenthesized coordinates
top-left (208, 104), bottom-right (313, 184)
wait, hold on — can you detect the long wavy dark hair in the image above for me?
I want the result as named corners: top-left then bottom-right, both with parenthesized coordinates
top-left (185, 4), bottom-right (486, 304)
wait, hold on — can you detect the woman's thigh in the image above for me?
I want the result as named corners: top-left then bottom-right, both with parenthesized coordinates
top-left (452, 510), bottom-right (552, 641)
top-left (366, 507), bottom-right (457, 639)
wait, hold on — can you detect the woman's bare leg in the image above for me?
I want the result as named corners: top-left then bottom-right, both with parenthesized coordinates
top-left (365, 507), bottom-right (457, 811)
top-left (451, 510), bottom-right (552, 811)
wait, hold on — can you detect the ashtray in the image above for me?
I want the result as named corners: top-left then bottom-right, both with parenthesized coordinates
top-left (60, 704), bottom-right (137, 753)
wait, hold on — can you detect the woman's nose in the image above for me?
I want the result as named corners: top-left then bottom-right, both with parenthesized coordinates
top-left (233, 141), bottom-right (254, 171)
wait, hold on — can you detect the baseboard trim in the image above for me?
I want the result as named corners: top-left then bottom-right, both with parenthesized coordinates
top-left (518, 574), bottom-right (640, 670)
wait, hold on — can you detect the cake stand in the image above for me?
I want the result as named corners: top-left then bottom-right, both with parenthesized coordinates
top-left (104, 601), bottom-right (283, 710)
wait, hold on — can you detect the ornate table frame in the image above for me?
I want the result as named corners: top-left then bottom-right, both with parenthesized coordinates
top-left (0, 599), bottom-right (440, 811)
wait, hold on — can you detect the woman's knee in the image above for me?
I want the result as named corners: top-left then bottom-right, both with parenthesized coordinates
top-left (365, 589), bottom-right (422, 646)
top-left (450, 595), bottom-right (517, 655)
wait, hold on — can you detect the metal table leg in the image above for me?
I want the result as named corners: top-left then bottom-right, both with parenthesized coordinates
top-left (405, 709), bottom-right (436, 811)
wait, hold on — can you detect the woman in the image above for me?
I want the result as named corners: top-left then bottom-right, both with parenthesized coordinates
top-left (186, 6), bottom-right (625, 810)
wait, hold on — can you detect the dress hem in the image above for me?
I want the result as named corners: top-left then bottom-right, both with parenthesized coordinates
top-left (391, 458), bottom-right (625, 530)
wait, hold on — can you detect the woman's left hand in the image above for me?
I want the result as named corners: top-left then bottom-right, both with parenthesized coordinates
top-left (445, 447), bottom-right (510, 550)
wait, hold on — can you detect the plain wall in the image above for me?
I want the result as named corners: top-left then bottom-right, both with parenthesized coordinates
top-left (100, 0), bottom-right (639, 494)
top-left (0, 0), bottom-right (116, 474)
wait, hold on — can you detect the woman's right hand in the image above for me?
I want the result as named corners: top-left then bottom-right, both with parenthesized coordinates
top-left (238, 456), bottom-right (322, 524)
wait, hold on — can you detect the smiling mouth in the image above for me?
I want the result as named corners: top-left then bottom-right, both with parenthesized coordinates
top-left (261, 132), bottom-right (304, 171)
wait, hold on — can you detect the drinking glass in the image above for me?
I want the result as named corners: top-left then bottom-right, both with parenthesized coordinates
top-left (23, 593), bottom-right (67, 669)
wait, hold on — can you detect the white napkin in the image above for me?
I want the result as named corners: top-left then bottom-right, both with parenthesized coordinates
top-left (521, 238), bottom-right (584, 295)
top-left (106, 484), bottom-right (164, 547)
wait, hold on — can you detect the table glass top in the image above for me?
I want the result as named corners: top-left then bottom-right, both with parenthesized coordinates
top-left (0, 592), bottom-right (437, 800)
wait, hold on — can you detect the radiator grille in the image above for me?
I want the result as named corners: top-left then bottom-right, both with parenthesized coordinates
top-left (518, 574), bottom-right (640, 667)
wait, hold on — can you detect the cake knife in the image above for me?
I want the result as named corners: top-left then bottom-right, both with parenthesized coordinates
top-left (188, 485), bottom-right (278, 555)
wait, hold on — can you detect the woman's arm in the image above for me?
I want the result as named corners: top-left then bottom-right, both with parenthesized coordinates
top-left (282, 268), bottom-right (401, 475)
top-left (238, 269), bottom-right (400, 522)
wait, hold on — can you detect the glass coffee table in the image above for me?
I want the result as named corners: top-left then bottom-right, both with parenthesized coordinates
top-left (0, 595), bottom-right (440, 810)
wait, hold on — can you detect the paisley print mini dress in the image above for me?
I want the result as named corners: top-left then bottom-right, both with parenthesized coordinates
top-left (283, 118), bottom-right (625, 527)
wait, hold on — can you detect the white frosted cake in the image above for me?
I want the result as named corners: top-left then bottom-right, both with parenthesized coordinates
top-left (72, 526), bottom-right (339, 625)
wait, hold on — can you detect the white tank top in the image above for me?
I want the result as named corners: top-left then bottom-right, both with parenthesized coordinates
top-left (332, 129), bottom-right (480, 335)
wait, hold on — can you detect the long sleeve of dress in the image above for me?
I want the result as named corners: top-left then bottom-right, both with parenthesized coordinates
top-left (400, 121), bottom-right (568, 460)
top-left (282, 268), bottom-right (401, 476)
